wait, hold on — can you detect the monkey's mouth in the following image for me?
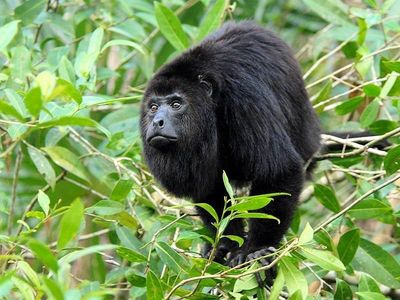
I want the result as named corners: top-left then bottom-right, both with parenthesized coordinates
top-left (147, 135), bottom-right (178, 148)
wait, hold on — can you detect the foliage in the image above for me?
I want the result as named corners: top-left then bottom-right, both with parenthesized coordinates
top-left (0, 0), bottom-right (400, 299)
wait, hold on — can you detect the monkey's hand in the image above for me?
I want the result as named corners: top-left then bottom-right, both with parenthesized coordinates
top-left (227, 246), bottom-right (277, 286)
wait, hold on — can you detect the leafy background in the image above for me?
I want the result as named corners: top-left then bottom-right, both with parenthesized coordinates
top-left (0, 0), bottom-right (400, 299)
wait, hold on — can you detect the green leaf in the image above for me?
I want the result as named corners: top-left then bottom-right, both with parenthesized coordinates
top-left (223, 235), bottom-right (244, 247)
top-left (49, 79), bottom-right (82, 104)
top-left (359, 273), bottom-right (380, 293)
top-left (27, 145), bottom-right (56, 189)
top-left (88, 27), bottom-right (104, 55)
top-left (348, 199), bottom-right (392, 219)
top-left (369, 120), bottom-right (398, 135)
top-left (126, 272), bottom-right (146, 287)
top-left (363, 84), bottom-right (381, 97)
top-left (74, 28), bottom-right (104, 78)
top-left (156, 241), bottom-right (189, 274)
top-left (35, 71), bottom-right (57, 100)
top-left (86, 200), bottom-right (125, 215)
top-left (356, 292), bottom-right (386, 300)
top-left (195, 203), bottom-right (219, 222)
top-left (280, 257), bottom-right (308, 299)
top-left (0, 20), bottom-right (20, 51)
top-left (197, 0), bottom-right (227, 41)
top-left (42, 277), bottom-right (64, 300)
top-left (233, 265), bottom-right (259, 292)
top-left (154, 2), bottom-right (189, 51)
top-left (269, 269), bottom-right (285, 300)
top-left (24, 87), bottom-right (42, 117)
top-left (334, 279), bottom-right (352, 300)
top-left (298, 247), bottom-right (346, 271)
top-left (337, 228), bottom-right (360, 265)
top-left (335, 96), bottom-right (364, 116)
top-left (14, 0), bottom-right (47, 25)
top-left (227, 195), bottom-right (272, 212)
top-left (360, 99), bottom-right (380, 128)
top-left (116, 247), bottom-right (146, 263)
top-left (110, 211), bottom-right (139, 230)
top-left (38, 116), bottom-right (96, 128)
top-left (59, 56), bottom-right (76, 84)
top-left (353, 239), bottom-right (400, 288)
top-left (27, 239), bottom-right (58, 273)
top-left (110, 179), bottom-right (133, 202)
top-left (298, 223), bottom-right (314, 246)
top-left (43, 146), bottom-right (90, 182)
top-left (382, 60), bottom-right (400, 73)
top-left (37, 190), bottom-right (50, 216)
top-left (0, 100), bottom-right (24, 121)
top-left (384, 145), bottom-right (400, 175)
top-left (59, 244), bottom-right (117, 264)
top-left (314, 184), bottom-right (340, 213)
top-left (57, 198), bottom-right (84, 249)
top-left (313, 80), bottom-right (332, 112)
top-left (146, 270), bottom-right (163, 300)
top-left (303, 0), bottom-right (350, 26)
top-left (10, 46), bottom-right (31, 83)
top-left (101, 39), bottom-right (145, 55)
top-left (233, 212), bottom-right (280, 223)
top-left (222, 170), bottom-right (234, 199)
top-left (380, 72), bottom-right (398, 98)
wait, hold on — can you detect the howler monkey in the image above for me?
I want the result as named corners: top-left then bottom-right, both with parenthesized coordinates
top-left (140, 21), bottom-right (321, 267)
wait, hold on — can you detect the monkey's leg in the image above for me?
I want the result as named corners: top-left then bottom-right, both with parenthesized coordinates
top-left (227, 170), bottom-right (304, 284)
top-left (195, 184), bottom-right (245, 264)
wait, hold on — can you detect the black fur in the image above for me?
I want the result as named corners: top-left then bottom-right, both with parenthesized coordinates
top-left (140, 21), bottom-right (321, 265)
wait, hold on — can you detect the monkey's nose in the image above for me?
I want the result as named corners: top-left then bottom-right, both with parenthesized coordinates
top-left (153, 118), bottom-right (164, 128)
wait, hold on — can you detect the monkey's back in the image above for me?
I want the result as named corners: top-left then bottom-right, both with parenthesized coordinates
top-left (196, 21), bottom-right (321, 180)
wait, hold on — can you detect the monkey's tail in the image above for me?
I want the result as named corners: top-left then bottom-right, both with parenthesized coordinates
top-left (305, 131), bottom-right (391, 176)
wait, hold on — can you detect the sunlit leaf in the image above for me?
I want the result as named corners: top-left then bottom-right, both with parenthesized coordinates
top-left (0, 20), bottom-right (20, 51)
top-left (154, 2), bottom-right (189, 51)
top-left (298, 247), bottom-right (345, 271)
top-left (197, 0), bottom-right (227, 41)
top-left (27, 145), bottom-right (56, 189)
top-left (43, 146), bottom-right (90, 182)
top-left (37, 190), bottom-right (50, 215)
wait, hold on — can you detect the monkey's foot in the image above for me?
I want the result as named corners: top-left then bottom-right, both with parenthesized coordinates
top-left (202, 238), bottom-right (240, 264)
top-left (227, 247), bottom-right (277, 286)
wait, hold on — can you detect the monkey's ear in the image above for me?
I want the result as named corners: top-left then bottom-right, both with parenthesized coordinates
top-left (198, 75), bottom-right (213, 97)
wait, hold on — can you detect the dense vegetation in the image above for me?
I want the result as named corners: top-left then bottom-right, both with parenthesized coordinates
top-left (0, 0), bottom-right (399, 299)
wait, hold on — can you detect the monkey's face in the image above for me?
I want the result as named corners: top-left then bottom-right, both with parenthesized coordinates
top-left (141, 76), bottom-right (216, 152)
top-left (143, 92), bottom-right (186, 150)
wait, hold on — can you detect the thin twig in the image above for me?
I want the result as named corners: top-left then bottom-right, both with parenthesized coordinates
top-left (7, 148), bottom-right (23, 235)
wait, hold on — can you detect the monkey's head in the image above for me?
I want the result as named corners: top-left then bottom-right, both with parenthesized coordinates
top-left (140, 50), bottom-right (222, 197)
top-left (140, 58), bottom-right (216, 152)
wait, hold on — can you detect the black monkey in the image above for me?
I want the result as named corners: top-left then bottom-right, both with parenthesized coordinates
top-left (140, 21), bottom-right (321, 267)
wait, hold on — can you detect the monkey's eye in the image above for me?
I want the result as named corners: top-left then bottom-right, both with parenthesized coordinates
top-left (171, 101), bottom-right (181, 109)
top-left (150, 104), bottom-right (158, 113)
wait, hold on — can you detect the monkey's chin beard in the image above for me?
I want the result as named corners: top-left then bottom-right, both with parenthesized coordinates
top-left (147, 135), bottom-right (178, 149)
